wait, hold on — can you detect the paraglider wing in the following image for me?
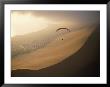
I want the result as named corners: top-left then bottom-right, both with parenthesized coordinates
top-left (56, 28), bottom-right (70, 32)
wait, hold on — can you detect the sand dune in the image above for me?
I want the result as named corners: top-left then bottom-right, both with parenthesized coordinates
top-left (12, 26), bottom-right (96, 70)
top-left (12, 25), bottom-right (100, 77)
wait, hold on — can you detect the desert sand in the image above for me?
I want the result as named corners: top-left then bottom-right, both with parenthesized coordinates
top-left (12, 26), bottom-right (96, 70)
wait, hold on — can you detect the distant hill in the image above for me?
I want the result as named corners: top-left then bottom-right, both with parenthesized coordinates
top-left (12, 25), bottom-right (100, 77)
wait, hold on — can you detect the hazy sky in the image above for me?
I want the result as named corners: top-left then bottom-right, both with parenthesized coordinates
top-left (11, 10), bottom-right (100, 37)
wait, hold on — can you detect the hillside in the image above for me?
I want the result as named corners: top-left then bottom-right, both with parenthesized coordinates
top-left (11, 25), bottom-right (100, 77)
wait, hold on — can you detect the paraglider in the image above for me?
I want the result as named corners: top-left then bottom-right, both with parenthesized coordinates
top-left (56, 28), bottom-right (71, 40)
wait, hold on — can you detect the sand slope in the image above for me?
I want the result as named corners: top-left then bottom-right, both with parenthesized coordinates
top-left (12, 26), bottom-right (100, 77)
top-left (12, 26), bottom-right (96, 70)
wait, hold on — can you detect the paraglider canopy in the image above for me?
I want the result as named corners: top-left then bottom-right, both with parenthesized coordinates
top-left (56, 28), bottom-right (70, 32)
